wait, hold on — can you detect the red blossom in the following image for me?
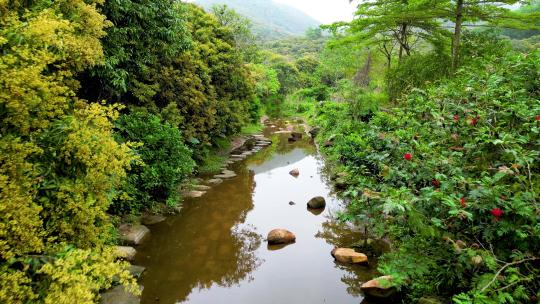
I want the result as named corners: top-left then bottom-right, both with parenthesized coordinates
top-left (404, 153), bottom-right (412, 161)
top-left (453, 115), bottom-right (460, 122)
top-left (536, 115), bottom-right (540, 121)
top-left (491, 208), bottom-right (504, 218)
top-left (460, 197), bottom-right (467, 208)
top-left (432, 179), bottom-right (440, 188)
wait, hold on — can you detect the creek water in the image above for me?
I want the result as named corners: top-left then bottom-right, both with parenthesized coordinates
top-left (135, 124), bottom-right (378, 304)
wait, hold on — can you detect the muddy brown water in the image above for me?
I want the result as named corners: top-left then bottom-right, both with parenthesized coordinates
top-left (135, 125), bottom-right (379, 304)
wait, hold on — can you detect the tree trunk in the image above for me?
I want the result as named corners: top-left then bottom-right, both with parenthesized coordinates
top-left (452, 0), bottom-right (464, 69)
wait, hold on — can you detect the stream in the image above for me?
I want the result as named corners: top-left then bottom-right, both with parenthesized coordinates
top-left (134, 122), bottom-right (378, 304)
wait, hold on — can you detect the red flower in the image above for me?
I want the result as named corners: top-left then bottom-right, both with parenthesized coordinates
top-left (432, 179), bottom-right (440, 188)
top-left (491, 208), bottom-right (504, 218)
top-left (536, 115), bottom-right (540, 121)
top-left (471, 117), bottom-right (479, 126)
top-left (404, 153), bottom-right (412, 161)
top-left (453, 115), bottom-right (460, 122)
top-left (460, 197), bottom-right (467, 208)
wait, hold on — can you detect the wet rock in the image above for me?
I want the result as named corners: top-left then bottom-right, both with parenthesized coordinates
top-left (119, 224), bottom-right (150, 246)
top-left (140, 214), bottom-right (166, 226)
top-left (267, 229), bottom-right (296, 245)
top-left (307, 207), bottom-right (324, 216)
top-left (289, 201), bottom-right (296, 205)
top-left (287, 132), bottom-right (303, 142)
top-left (331, 248), bottom-right (368, 264)
top-left (100, 285), bottom-right (142, 304)
top-left (361, 276), bottom-right (396, 298)
top-left (242, 151), bottom-right (253, 156)
top-left (309, 127), bottom-right (321, 138)
top-left (194, 185), bottom-right (211, 191)
top-left (418, 297), bottom-right (444, 304)
top-left (230, 154), bottom-right (247, 160)
top-left (215, 170), bottom-right (237, 179)
top-left (289, 168), bottom-right (300, 177)
top-left (129, 265), bottom-right (146, 278)
top-left (206, 178), bottom-right (223, 185)
top-left (307, 196), bottom-right (326, 209)
top-left (183, 190), bottom-right (206, 198)
top-left (273, 130), bottom-right (292, 134)
top-left (115, 246), bottom-right (137, 261)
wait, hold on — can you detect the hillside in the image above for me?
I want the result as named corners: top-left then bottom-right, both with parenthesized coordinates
top-left (194, 0), bottom-right (320, 39)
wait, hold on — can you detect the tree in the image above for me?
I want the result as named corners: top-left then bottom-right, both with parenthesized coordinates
top-left (450, 0), bottom-right (540, 68)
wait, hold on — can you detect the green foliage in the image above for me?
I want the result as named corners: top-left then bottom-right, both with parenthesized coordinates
top-left (0, 1), bottom-right (137, 301)
top-left (114, 112), bottom-right (194, 213)
top-left (315, 51), bottom-right (540, 302)
top-left (87, 0), bottom-right (191, 102)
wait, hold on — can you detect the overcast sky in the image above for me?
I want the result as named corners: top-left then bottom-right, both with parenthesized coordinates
top-left (273, 0), bottom-right (357, 24)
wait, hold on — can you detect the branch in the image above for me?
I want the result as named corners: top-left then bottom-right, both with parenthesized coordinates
top-left (480, 257), bottom-right (539, 293)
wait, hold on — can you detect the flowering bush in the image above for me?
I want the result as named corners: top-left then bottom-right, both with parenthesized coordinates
top-left (315, 51), bottom-right (540, 302)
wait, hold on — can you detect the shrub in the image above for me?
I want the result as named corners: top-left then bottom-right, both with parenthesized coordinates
top-left (316, 51), bottom-right (540, 302)
top-left (114, 112), bottom-right (195, 213)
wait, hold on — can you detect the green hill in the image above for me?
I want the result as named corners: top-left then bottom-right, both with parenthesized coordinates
top-left (194, 0), bottom-right (320, 39)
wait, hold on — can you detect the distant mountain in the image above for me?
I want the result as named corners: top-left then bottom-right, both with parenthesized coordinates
top-left (194, 0), bottom-right (320, 40)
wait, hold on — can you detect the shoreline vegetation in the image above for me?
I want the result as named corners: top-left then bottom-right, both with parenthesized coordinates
top-left (1, 0), bottom-right (539, 303)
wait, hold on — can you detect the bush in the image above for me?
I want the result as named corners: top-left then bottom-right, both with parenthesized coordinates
top-left (316, 51), bottom-right (540, 302)
top-left (114, 112), bottom-right (195, 213)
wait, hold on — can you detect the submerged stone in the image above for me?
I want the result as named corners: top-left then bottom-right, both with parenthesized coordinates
top-left (183, 190), bottom-right (206, 198)
top-left (140, 214), bottom-right (166, 226)
top-left (206, 178), bottom-right (223, 185)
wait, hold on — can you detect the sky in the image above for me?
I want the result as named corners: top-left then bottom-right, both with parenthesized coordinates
top-left (273, 0), bottom-right (357, 24)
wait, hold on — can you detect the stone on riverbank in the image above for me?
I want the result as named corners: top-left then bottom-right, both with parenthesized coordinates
top-left (331, 248), bottom-right (368, 264)
top-left (309, 127), bottom-right (320, 138)
top-left (206, 178), bottom-right (223, 185)
top-left (140, 214), bottom-right (166, 226)
top-left (129, 265), bottom-right (146, 278)
top-left (119, 224), bottom-right (150, 246)
top-left (194, 185), bottom-right (211, 191)
top-left (361, 276), bottom-right (396, 298)
top-left (267, 229), bottom-right (296, 245)
top-left (183, 190), bottom-right (206, 198)
top-left (289, 168), bottom-right (300, 177)
top-left (100, 285), bottom-right (142, 304)
top-left (215, 170), bottom-right (237, 179)
top-left (307, 196), bottom-right (326, 209)
top-left (115, 246), bottom-right (137, 261)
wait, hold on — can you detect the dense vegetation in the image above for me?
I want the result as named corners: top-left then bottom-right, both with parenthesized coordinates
top-left (0, 1), bottom-right (261, 302)
top-left (1, 0), bottom-right (538, 302)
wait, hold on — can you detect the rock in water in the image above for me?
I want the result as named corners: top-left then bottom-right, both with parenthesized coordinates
top-left (289, 168), bottom-right (300, 177)
top-left (361, 276), bottom-right (396, 298)
top-left (267, 229), bottom-right (296, 244)
top-left (309, 127), bottom-right (321, 138)
top-left (206, 178), bottom-right (223, 185)
top-left (289, 201), bottom-right (296, 205)
top-left (307, 196), bottom-right (326, 209)
top-left (194, 185), bottom-right (211, 191)
top-left (331, 248), bottom-right (368, 264)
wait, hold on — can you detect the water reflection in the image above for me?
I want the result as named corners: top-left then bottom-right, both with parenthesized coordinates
top-left (136, 126), bottom-right (377, 304)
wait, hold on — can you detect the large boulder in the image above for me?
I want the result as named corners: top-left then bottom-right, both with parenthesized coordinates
top-left (331, 248), bottom-right (368, 264)
top-left (119, 224), bottom-right (149, 246)
top-left (307, 196), bottom-right (326, 209)
top-left (361, 276), bottom-right (396, 298)
top-left (267, 229), bottom-right (296, 245)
